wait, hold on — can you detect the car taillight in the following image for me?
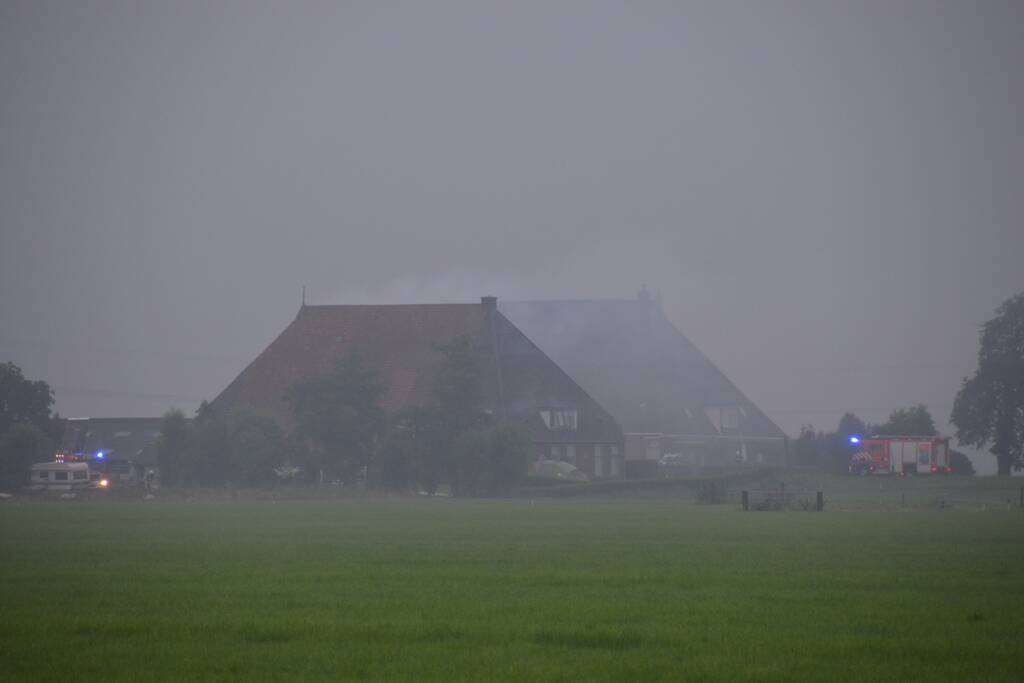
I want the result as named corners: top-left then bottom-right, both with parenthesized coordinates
top-left (930, 465), bottom-right (937, 473)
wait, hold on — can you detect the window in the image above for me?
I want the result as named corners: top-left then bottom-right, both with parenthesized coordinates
top-left (54, 471), bottom-right (69, 481)
top-left (35, 471), bottom-right (49, 480)
top-left (646, 440), bottom-right (660, 459)
top-left (73, 470), bottom-right (88, 480)
top-left (539, 409), bottom-right (578, 431)
top-left (704, 406), bottom-right (740, 432)
top-left (595, 454), bottom-right (604, 477)
top-left (565, 444), bottom-right (576, 464)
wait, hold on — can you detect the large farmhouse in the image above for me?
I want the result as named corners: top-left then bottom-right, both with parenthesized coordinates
top-left (210, 297), bottom-right (625, 479)
top-left (500, 293), bottom-right (788, 474)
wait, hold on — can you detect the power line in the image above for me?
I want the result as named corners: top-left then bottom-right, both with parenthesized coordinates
top-left (762, 408), bottom-right (891, 416)
top-left (0, 337), bottom-right (251, 363)
top-left (731, 362), bottom-right (971, 375)
top-left (52, 385), bottom-right (206, 403)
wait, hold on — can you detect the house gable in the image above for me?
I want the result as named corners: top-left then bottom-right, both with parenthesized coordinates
top-left (499, 298), bottom-right (786, 440)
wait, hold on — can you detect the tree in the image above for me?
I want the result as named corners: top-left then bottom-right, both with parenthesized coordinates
top-left (373, 420), bottom-right (420, 492)
top-left (951, 292), bottom-right (1024, 476)
top-left (0, 423), bottom-right (51, 491)
top-left (424, 337), bottom-right (493, 491)
top-left (191, 408), bottom-right (231, 486)
top-left (451, 428), bottom-right (490, 497)
top-left (450, 422), bottom-right (531, 497)
top-left (792, 425), bottom-right (821, 468)
top-left (157, 409), bottom-right (191, 487)
top-left (224, 412), bottom-right (286, 487)
top-left (791, 413), bottom-right (869, 474)
top-left (431, 336), bottom-right (490, 435)
top-left (288, 352), bottom-right (387, 482)
top-left (157, 406), bottom-right (288, 488)
top-left (836, 413), bottom-right (868, 440)
top-left (0, 362), bottom-right (60, 490)
top-left (373, 406), bottom-right (448, 493)
top-left (0, 362), bottom-right (59, 439)
top-left (874, 404), bottom-right (937, 437)
top-left (370, 336), bottom-right (499, 494)
top-left (484, 422), bottom-right (531, 494)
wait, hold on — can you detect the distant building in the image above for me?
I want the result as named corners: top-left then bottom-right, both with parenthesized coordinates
top-left (56, 416), bottom-right (162, 481)
top-left (210, 297), bottom-right (625, 479)
top-left (500, 294), bottom-right (788, 475)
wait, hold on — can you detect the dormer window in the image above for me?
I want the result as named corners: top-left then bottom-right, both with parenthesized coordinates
top-left (540, 409), bottom-right (578, 431)
top-left (704, 405), bottom-right (740, 433)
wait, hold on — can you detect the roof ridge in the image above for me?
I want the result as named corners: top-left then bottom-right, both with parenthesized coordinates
top-left (501, 298), bottom-right (640, 305)
top-left (302, 302), bottom-right (482, 308)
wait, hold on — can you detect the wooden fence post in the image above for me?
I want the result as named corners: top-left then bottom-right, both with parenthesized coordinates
top-left (816, 491), bottom-right (824, 512)
top-left (742, 490), bottom-right (749, 511)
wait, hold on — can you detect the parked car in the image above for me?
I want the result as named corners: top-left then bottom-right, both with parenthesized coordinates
top-left (533, 459), bottom-right (589, 482)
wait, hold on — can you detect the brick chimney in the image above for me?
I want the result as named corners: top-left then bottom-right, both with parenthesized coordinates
top-left (481, 295), bottom-right (497, 310)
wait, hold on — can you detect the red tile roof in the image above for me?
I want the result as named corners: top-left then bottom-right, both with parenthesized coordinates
top-left (210, 302), bottom-right (622, 444)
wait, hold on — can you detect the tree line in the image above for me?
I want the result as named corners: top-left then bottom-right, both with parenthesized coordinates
top-left (792, 404), bottom-right (974, 475)
top-left (791, 289), bottom-right (1024, 476)
top-left (2, 290), bottom-right (1023, 490)
top-left (155, 337), bottom-right (531, 496)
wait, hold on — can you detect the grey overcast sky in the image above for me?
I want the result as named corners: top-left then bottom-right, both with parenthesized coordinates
top-left (2, 1), bottom-right (1022, 472)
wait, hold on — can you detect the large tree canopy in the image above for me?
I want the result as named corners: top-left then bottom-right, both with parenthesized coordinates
top-left (0, 362), bottom-right (57, 438)
top-left (157, 405), bottom-right (288, 488)
top-left (951, 291), bottom-right (1024, 476)
top-left (431, 336), bottom-right (490, 435)
top-left (836, 413), bottom-right (867, 441)
top-left (0, 362), bottom-right (59, 490)
top-left (874, 404), bottom-right (938, 437)
top-left (374, 336), bottom-right (530, 497)
top-left (288, 352), bottom-right (387, 482)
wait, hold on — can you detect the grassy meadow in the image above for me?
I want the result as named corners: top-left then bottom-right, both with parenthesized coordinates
top-left (1, 495), bottom-right (1023, 682)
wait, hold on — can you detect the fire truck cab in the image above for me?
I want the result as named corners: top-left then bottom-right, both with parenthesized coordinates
top-left (850, 436), bottom-right (951, 475)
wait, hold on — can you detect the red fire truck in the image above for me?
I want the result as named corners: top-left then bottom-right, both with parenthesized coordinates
top-left (849, 436), bottom-right (952, 475)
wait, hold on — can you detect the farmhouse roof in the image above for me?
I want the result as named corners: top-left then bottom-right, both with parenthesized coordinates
top-left (499, 299), bottom-right (786, 440)
top-left (210, 301), bottom-right (622, 444)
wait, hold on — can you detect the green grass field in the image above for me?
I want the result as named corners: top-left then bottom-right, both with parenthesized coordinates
top-left (2, 497), bottom-right (1023, 682)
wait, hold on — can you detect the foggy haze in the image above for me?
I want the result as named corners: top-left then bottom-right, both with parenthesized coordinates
top-left (2, 1), bottom-right (1022, 474)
